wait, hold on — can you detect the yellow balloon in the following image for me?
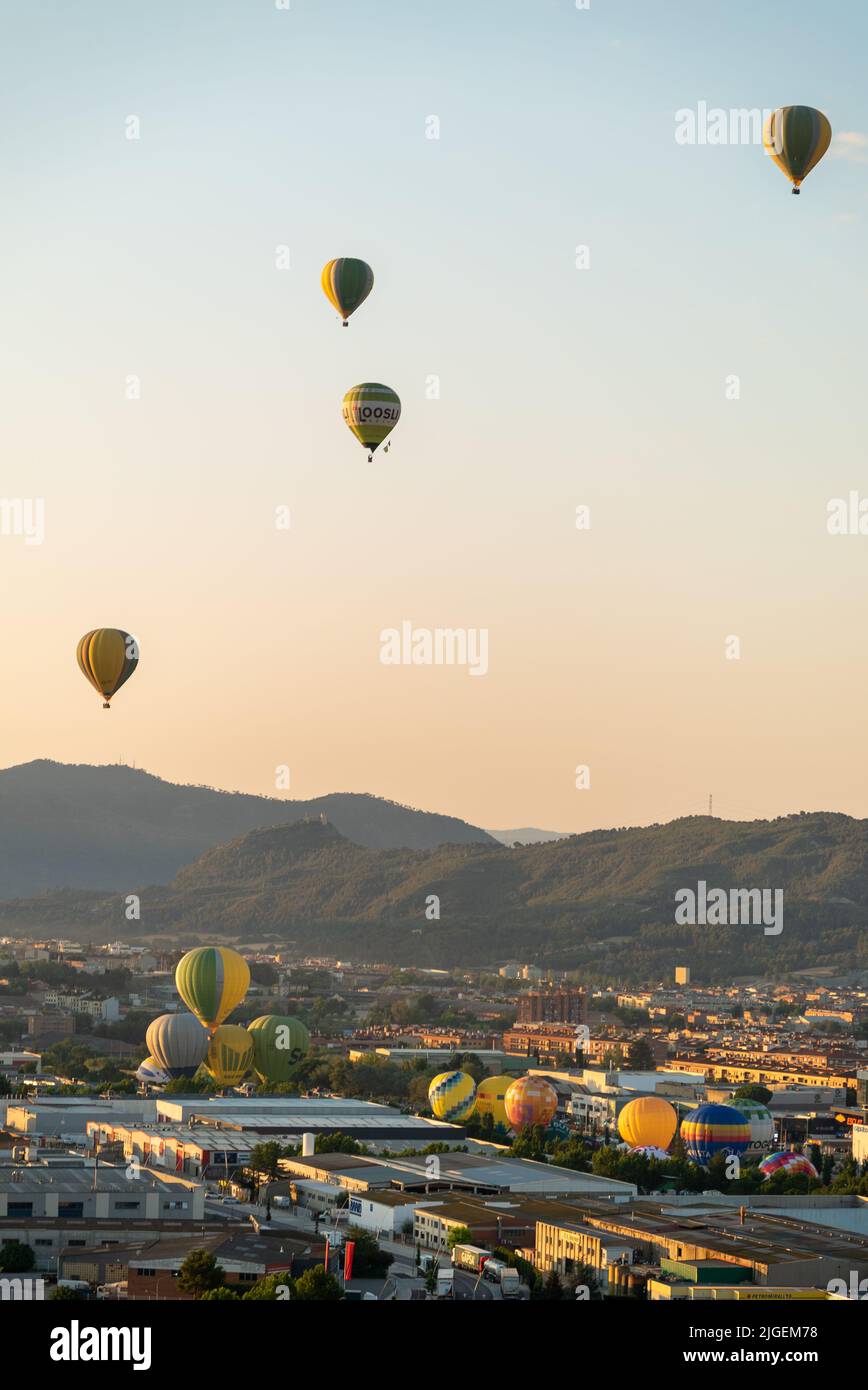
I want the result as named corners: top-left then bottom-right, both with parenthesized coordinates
top-left (206, 1025), bottom-right (254, 1087)
top-left (474, 1075), bottom-right (513, 1128)
top-left (617, 1096), bottom-right (677, 1151)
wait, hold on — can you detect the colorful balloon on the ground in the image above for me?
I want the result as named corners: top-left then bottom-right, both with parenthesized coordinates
top-left (631, 1145), bottom-right (671, 1160)
top-left (731, 1098), bottom-right (775, 1145)
top-left (321, 258), bottom-right (374, 326)
top-left (135, 1055), bottom-right (170, 1086)
top-left (145, 1012), bottom-right (209, 1079)
top-left (76, 629), bottom-right (139, 709)
top-left (247, 1015), bottom-right (310, 1084)
top-left (617, 1096), bottom-right (678, 1151)
top-left (175, 946), bottom-right (250, 1032)
top-left (759, 1151), bottom-right (818, 1181)
top-left (763, 106), bottom-right (832, 194)
top-left (342, 383), bottom-right (401, 460)
top-left (428, 1071), bottom-right (477, 1123)
top-left (681, 1103), bottom-right (751, 1166)
top-left (205, 1025), bottom-right (254, 1087)
top-left (474, 1075), bottom-right (514, 1129)
top-left (504, 1076), bottom-right (558, 1130)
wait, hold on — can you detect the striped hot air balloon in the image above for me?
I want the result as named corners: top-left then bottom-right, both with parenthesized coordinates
top-left (342, 383), bottom-right (401, 460)
top-left (135, 1054), bottom-right (170, 1086)
top-left (76, 629), bottom-right (139, 709)
top-left (247, 1015), bottom-right (310, 1085)
top-left (321, 257), bottom-right (374, 326)
top-left (730, 1098), bottom-right (775, 1145)
top-left (428, 1071), bottom-right (477, 1123)
top-left (681, 1103), bottom-right (751, 1167)
top-left (617, 1096), bottom-right (678, 1151)
top-left (145, 1013), bottom-right (209, 1080)
top-left (205, 1025), bottom-right (254, 1087)
top-left (763, 106), bottom-right (832, 194)
top-left (504, 1076), bottom-right (558, 1131)
top-left (759, 1151), bottom-right (818, 1181)
top-left (175, 947), bottom-right (250, 1033)
top-left (474, 1075), bottom-right (514, 1129)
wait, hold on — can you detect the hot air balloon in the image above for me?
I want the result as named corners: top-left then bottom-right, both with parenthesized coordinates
top-left (681, 1103), bottom-right (751, 1167)
top-left (617, 1096), bottom-right (678, 1151)
top-left (342, 383), bottom-right (401, 461)
top-left (76, 629), bottom-right (139, 709)
top-left (321, 258), bottom-right (374, 326)
top-left (504, 1076), bottom-right (558, 1131)
top-left (763, 106), bottom-right (832, 194)
top-left (428, 1071), bottom-right (477, 1123)
top-left (175, 947), bottom-right (250, 1033)
top-left (247, 1015), bottom-right (310, 1085)
top-left (730, 1098), bottom-right (775, 1145)
top-left (146, 1013), bottom-right (209, 1080)
top-left (205, 1025), bottom-right (254, 1087)
top-left (135, 1055), bottom-right (170, 1086)
top-left (474, 1075), bottom-right (514, 1129)
top-left (630, 1145), bottom-right (671, 1160)
top-left (759, 1151), bottom-right (818, 1181)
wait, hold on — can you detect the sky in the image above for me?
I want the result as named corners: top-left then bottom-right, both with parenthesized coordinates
top-left (1, 0), bottom-right (867, 833)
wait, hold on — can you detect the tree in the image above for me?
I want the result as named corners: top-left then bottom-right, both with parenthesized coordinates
top-left (292, 1267), bottom-right (343, 1301)
top-left (447, 1226), bottom-right (473, 1251)
top-left (627, 1037), bottom-right (655, 1070)
top-left (243, 1273), bottom-right (295, 1300)
top-left (542, 1269), bottom-right (565, 1300)
top-left (249, 1141), bottom-right (283, 1181)
top-left (177, 1249), bottom-right (225, 1299)
top-left (50, 1284), bottom-right (84, 1300)
top-left (424, 1260), bottom-right (440, 1297)
top-left (733, 1084), bottom-right (772, 1105)
top-left (200, 1286), bottom-right (240, 1300)
top-left (0, 1241), bottom-right (34, 1273)
top-left (345, 1227), bottom-right (393, 1277)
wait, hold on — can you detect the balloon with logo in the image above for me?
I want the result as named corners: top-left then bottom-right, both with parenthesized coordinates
top-left (474, 1075), bottom-right (514, 1129)
top-left (135, 1054), bottom-right (170, 1086)
top-left (146, 1012), bottom-right (209, 1079)
top-left (247, 1015), bottom-right (310, 1085)
top-left (617, 1096), bottom-right (678, 1152)
top-left (681, 1103), bottom-right (751, 1167)
top-left (763, 106), bottom-right (832, 194)
top-left (428, 1070), bottom-right (477, 1123)
top-left (175, 946), bottom-right (250, 1033)
top-left (205, 1025), bottom-right (255, 1087)
top-left (759, 1151), bottom-right (818, 1181)
top-left (342, 383), bottom-right (401, 461)
top-left (76, 628), bottom-right (139, 709)
top-left (504, 1076), bottom-right (558, 1131)
top-left (730, 1098), bottom-right (774, 1145)
top-left (321, 257), bottom-right (374, 326)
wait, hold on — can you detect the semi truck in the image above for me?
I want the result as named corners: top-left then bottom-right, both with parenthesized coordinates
top-left (481, 1257), bottom-right (523, 1297)
top-left (451, 1243), bottom-right (492, 1275)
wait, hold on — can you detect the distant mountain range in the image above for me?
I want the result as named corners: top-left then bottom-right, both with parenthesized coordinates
top-left (3, 807), bottom-right (868, 983)
top-left (486, 828), bottom-right (570, 845)
top-left (0, 761), bottom-right (495, 898)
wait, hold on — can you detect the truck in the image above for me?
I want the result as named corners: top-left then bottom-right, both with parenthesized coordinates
top-left (435, 1266), bottom-right (455, 1299)
top-left (451, 1243), bottom-right (492, 1275)
top-left (482, 1258), bottom-right (523, 1298)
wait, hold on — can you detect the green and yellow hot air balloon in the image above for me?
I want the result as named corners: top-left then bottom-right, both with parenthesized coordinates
top-left (342, 383), bottom-right (401, 461)
top-left (175, 946), bottom-right (250, 1033)
top-left (321, 257), bottom-right (374, 326)
top-left (763, 106), bottom-right (832, 194)
top-left (248, 1015), bottom-right (310, 1085)
top-left (205, 1024), bottom-right (254, 1087)
top-left (76, 629), bottom-right (139, 709)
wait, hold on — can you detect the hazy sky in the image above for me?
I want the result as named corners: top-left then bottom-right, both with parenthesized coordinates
top-left (2, 0), bottom-right (867, 832)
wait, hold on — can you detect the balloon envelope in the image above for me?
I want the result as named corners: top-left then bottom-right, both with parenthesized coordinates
top-left (321, 257), bottom-right (374, 324)
top-left (759, 1151), bottom-right (818, 1180)
top-left (146, 1013), bottom-right (209, 1079)
top-left (135, 1054), bottom-right (170, 1085)
top-left (205, 1025), bottom-right (254, 1087)
top-left (474, 1075), bottom-right (514, 1129)
top-left (76, 629), bottom-right (139, 707)
top-left (175, 947), bottom-right (250, 1031)
top-left (681, 1103), bottom-right (751, 1167)
top-left (342, 383), bottom-right (401, 457)
top-left (617, 1096), bottom-right (678, 1151)
top-left (428, 1070), bottom-right (477, 1123)
top-left (763, 106), bottom-right (831, 191)
top-left (504, 1076), bottom-right (558, 1130)
top-left (730, 1098), bottom-right (775, 1145)
top-left (247, 1015), bottom-right (310, 1084)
